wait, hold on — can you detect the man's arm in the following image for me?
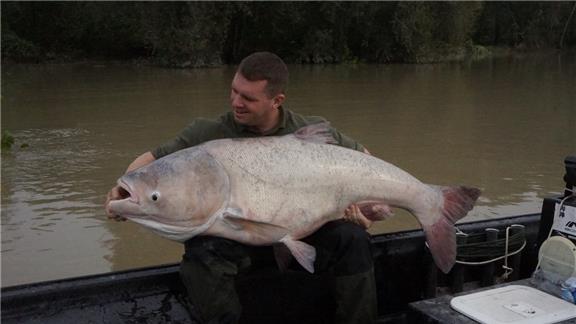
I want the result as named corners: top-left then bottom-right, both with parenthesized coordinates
top-left (327, 126), bottom-right (375, 229)
top-left (105, 151), bottom-right (156, 221)
top-left (105, 118), bottom-right (225, 221)
top-left (126, 151), bottom-right (156, 173)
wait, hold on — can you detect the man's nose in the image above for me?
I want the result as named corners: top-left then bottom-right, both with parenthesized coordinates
top-left (231, 94), bottom-right (243, 108)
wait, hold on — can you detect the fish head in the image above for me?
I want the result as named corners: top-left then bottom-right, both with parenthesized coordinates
top-left (108, 149), bottom-right (229, 241)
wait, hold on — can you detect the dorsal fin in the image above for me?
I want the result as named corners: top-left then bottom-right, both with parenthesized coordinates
top-left (293, 122), bottom-right (338, 144)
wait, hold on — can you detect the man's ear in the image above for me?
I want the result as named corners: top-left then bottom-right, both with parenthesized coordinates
top-left (273, 93), bottom-right (286, 109)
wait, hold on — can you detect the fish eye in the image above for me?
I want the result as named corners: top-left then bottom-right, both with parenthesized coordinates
top-left (151, 192), bottom-right (160, 202)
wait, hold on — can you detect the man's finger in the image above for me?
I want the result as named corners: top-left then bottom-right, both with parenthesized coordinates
top-left (344, 205), bottom-right (372, 229)
top-left (104, 194), bottom-right (114, 216)
top-left (107, 186), bottom-right (121, 201)
top-left (358, 214), bottom-right (372, 229)
top-left (105, 206), bottom-right (126, 222)
top-left (104, 186), bottom-right (127, 221)
top-left (353, 205), bottom-right (372, 229)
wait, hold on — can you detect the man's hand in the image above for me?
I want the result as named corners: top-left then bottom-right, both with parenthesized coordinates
top-left (105, 185), bottom-right (127, 222)
top-left (344, 204), bottom-right (373, 229)
top-left (342, 148), bottom-right (374, 229)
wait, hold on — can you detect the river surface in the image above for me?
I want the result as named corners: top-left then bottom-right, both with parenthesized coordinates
top-left (1, 54), bottom-right (575, 287)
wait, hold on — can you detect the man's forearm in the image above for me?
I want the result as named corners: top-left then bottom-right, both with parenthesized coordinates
top-left (126, 151), bottom-right (156, 173)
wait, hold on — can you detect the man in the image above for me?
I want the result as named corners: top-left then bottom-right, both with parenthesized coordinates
top-left (105, 52), bottom-right (377, 323)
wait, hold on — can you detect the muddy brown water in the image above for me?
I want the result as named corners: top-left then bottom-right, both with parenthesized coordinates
top-left (1, 54), bottom-right (574, 286)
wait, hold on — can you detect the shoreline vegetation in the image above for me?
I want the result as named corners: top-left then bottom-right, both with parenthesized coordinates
top-left (2, 2), bottom-right (575, 67)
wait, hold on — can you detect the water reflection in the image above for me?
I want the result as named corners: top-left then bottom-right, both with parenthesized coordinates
top-left (1, 54), bottom-right (574, 286)
top-left (1, 128), bottom-right (111, 283)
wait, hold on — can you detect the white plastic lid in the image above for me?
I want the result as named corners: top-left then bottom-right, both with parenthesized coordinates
top-left (451, 285), bottom-right (576, 324)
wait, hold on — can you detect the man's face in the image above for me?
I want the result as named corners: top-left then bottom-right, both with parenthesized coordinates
top-left (230, 73), bottom-right (283, 128)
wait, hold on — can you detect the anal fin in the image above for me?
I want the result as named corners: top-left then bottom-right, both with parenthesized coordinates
top-left (280, 236), bottom-right (316, 273)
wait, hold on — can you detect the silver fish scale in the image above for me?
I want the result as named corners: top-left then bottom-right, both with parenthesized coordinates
top-left (202, 134), bottom-right (428, 238)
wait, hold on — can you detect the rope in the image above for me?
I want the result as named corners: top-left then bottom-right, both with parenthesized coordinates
top-left (501, 226), bottom-right (514, 279)
top-left (455, 242), bottom-right (527, 266)
top-left (454, 225), bottom-right (526, 268)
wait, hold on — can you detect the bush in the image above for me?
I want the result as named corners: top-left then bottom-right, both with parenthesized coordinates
top-left (1, 2), bottom-right (573, 65)
top-left (1, 30), bottom-right (41, 62)
top-left (392, 2), bottom-right (483, 63)
top-left (1, 130), bottom-right (15, 150)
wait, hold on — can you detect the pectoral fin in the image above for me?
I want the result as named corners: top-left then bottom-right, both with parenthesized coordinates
top-left (221, 210), bottom-right (289, 243)
top-left (280, 236), bottom-right (316, 273)
top-left (220, 209), bottom-right (316, 273)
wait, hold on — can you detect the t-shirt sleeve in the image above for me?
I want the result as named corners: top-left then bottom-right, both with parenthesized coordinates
top-left (301, 115), bottom-right (365, 152)
top-left (330, 128), bottom-right (366, 152)
top-left (151, 130), bottom-right (192, 159)
top-left (151, 118), bottom-right (227, 159)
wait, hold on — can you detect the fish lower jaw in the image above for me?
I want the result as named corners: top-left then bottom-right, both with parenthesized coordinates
top-left (126, 214), bottom-right (195, 227)
top-left (114, 197), bottom-right (139, 205)
top-left (131, 219), bottom-right (199, 242)
top-left (107, 201), bottom-right (146, 220)
top-left (109, 197), bottom-right (141, 209)
top-left (115, 212), bottom-right (149, 221)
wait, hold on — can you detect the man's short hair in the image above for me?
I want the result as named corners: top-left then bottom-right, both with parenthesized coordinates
top-left (237, 52), bottom-right (289, 98)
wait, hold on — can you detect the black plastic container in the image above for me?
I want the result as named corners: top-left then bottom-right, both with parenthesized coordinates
top-left (537, 156), bottom-right (576, 246)
top-left (564, 155), bottom-right (576, 196)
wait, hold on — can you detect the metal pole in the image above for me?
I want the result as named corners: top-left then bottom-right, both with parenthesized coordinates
top-left (450, 233), bottom-right (468, 293)
top-left (481, 228), bottom-right (499, 287)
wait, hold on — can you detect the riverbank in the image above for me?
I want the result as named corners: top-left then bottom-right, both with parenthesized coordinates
top-left (2, 46), bottom-right (572, 69)
top-left (2, 2), bottom-right (574, 67)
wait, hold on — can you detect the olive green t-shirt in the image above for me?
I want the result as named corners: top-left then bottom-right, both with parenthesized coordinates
top-left (151, 107), bottom-right (364, 159)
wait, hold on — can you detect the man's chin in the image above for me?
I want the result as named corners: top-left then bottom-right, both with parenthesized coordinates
top-left (233, 113), bottom-right (251, 124)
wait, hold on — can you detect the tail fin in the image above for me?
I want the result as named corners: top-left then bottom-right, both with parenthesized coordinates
top-left (422, 186), bottom-right (481, 273)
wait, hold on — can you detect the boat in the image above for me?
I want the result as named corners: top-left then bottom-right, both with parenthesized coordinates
top-left (0, 213), bottom-right (545, 324)
top-left (2, 157), bottom-right (574, 323)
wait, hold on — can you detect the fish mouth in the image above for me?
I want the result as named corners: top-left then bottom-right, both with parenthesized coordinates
top-left (116, 178), bottom-right (139, 205)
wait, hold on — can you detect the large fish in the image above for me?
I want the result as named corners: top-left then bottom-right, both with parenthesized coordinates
top-left (108, 123), bottom-right (480, 273)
